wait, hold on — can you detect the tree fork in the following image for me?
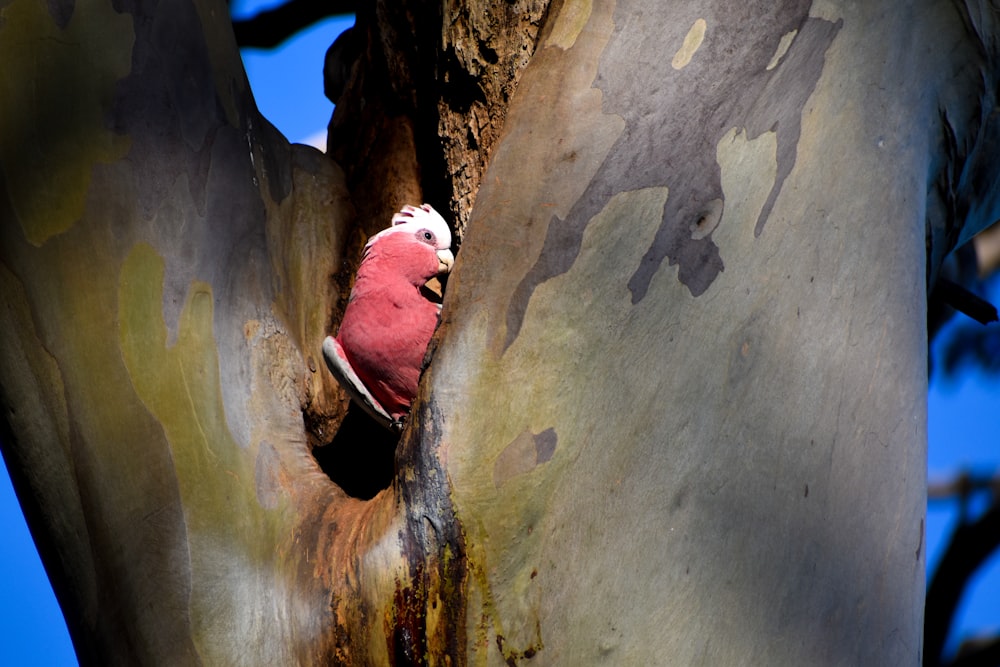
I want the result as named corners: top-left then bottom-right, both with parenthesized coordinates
top-left (4, 0), bottom-right (1000, 664)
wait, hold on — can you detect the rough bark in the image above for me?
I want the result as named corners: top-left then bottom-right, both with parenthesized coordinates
top-left (326, 0), bottom-right (549, 242)
top-left (2, 0), bottom-right (1000, 665)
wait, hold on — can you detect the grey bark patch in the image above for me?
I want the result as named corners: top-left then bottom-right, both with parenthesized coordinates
top-left (504, 3), bottom-right (840, 349)
top-left (743, 18), bottom-right (843, 238)
top-left (111, 1), bottom-right (272, 356)
top-left (493, 427), bottom-right (558, 488)
top-left (534, 427), bottom-right (557, 463)
top-left (255, 440), bottom-right (281, 509)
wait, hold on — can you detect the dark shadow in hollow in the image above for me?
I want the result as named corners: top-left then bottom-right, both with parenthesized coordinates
top-left (313, 405), bottom-right (399, 500)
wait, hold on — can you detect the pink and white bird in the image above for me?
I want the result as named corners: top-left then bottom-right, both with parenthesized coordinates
top-left (323, 203), bottom-right (454, 430)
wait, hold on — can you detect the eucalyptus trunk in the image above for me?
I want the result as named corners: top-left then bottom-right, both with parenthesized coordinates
top-left (2, 0), bottom-right (998, 664)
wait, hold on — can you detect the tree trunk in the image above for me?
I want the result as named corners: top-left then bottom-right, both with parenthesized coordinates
top-left (2, 0), bottom-right (999, 664)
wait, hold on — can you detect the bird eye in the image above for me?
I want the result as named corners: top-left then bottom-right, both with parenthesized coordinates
top-left (418, 229), bottom-right (435, 244)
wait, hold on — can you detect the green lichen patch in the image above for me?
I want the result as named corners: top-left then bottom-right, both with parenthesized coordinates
top-left (118, 242), bottom-right (290, 661)
top-left (0, 0), bottom-right (133, 246)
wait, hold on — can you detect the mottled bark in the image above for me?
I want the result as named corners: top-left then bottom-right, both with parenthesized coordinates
top-left (2, 0), bottom-right (1000, 665)
top-left (1, 0), bottom-right (354, 662)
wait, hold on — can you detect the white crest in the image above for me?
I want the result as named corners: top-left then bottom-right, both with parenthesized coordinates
top-left (367, 203), bottom-right (453, 251)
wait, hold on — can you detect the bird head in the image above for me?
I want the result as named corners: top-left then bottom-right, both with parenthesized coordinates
top-left (367, 204), bottom-right (454, 274)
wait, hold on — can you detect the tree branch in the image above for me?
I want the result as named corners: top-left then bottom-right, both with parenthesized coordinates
top-left (950, 636), bottom-right (1000, 667)
top-left (925, 489), bottom-right (1000, 666)
top-left (934, 278), bottom-right (999, 325)
top-left (232, 0), bottom-right (355, 49)
top-left (928, 473), bottom-right (1000, 500)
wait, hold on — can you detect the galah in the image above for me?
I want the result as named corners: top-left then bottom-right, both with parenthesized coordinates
top-left (323, 203), bottom-right (454, 431)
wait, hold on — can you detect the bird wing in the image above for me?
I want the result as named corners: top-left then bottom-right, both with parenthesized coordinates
top-left (322, 336), bottom-right (404, 432)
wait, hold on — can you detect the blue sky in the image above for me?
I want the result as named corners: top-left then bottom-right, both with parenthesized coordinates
top-left (236, 10), bottom-right (353, 145)
top-left (927, 293), bottom-right (1000, 649)
top-left (0, 4), bottom-right (997, 664)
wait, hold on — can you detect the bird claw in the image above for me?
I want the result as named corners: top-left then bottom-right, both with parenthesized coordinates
top-left (322, 336), bottom-right (401, 433)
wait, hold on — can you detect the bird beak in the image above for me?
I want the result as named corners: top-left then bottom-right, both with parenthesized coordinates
top-left (437, 249), bottom-right (455, 274)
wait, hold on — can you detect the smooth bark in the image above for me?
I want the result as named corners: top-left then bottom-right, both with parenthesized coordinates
top-left (2, 0), bottom-right (999, 664)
